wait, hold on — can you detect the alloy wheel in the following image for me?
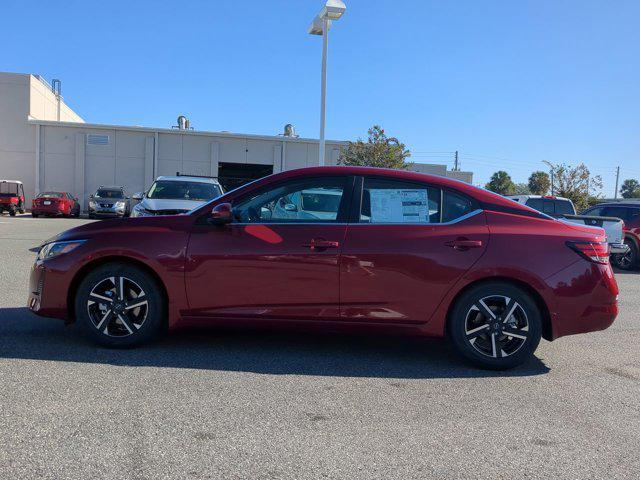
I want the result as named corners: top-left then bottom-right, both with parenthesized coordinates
top-left (86, 276), bottom-right (149, 337)
top-left (464, 295), bottom-right (529, 358)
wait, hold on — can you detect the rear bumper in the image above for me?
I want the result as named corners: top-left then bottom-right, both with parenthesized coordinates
top-left (32, 207), bottom-right (65, 216)
top-left (544, 260), bottom-right (619, 340)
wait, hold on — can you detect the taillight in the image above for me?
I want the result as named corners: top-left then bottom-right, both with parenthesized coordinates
top-left (566, 241), bottom-right (609, 265)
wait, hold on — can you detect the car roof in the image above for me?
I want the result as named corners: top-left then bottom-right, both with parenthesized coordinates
top-left (0, 180), bottom-right (23, 184)
top-left (156, 176), bottom-right (220, 184)
top-left (97, 186), bottom-right (124, 190)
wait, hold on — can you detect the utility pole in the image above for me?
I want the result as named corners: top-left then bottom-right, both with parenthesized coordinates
top-left (454, 151), bottom-right (459, 171)
top-left (614, 166), bottom-right (620, 199)
top-left (543, 160), bottom-right (554, 195)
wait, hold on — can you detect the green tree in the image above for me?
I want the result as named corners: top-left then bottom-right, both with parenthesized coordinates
top-left (528, 171), bottom-right (551, 195)
top-left (338, 125), bottom-right (411, 169)
top-left (547, 162), bottom-right (603, 212)
top-left (620, 179), bottom-right (640, 199)
top-left (514, 183), bottom-right (531, 194)
top-left (485, 171), bottom-right (516, 195)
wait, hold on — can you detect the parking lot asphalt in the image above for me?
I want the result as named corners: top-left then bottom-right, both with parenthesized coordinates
top-left (0, 214), bottom-right (638, 480)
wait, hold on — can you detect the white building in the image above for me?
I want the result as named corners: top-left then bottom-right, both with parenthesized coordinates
top-left (0, 72), bottom-right (472, 209)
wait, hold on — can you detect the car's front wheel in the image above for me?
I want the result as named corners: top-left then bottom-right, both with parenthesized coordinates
top-left (448, 282), bottom-right (542, 370)
top-left (75, 263), bottom-right (166, 347)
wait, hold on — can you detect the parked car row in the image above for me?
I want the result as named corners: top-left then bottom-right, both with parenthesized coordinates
top-left (1, 174), bottom-right (224, 220)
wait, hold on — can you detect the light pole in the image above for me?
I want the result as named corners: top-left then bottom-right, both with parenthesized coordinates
top-left (308, 0), bottom-right (346, 166)
top-left (542, 160), bottom-right (555, 195)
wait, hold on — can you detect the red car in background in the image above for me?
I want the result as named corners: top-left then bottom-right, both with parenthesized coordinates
top-left (27, 167), bottom-right (618, 369)
top-left (32, 192), bottom-right (81, 218)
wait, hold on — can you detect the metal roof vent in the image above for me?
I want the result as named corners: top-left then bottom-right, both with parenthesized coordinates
top-left (172, 115), bottom-right (193, 130)
top-left (283, 124), bottom-right (299, 137)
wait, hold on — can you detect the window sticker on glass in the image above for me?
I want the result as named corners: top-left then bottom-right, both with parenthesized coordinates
top-left (369, 189), bottom-right (430, 223)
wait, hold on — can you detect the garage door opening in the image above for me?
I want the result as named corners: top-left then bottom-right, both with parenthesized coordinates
top-left (218, 163), bottom-right (273, 191)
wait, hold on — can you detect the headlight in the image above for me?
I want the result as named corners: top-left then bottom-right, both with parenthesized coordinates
top-left (37, 240), bottom-right (86, 261)
top-left (131, 204), bottom-right (149, 217)
top-left (89, 201), bottom-right (96, 208)
top-left (115, 201), bottom-right (126, 208)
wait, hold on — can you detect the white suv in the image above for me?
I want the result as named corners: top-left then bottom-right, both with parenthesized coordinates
top-left (130, 175), bottom-right (223, 217)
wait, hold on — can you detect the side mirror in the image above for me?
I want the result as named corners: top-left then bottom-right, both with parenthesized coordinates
top-left (132, 192), bottom-right (144, 200)
top-left (208, 202), bottom-right (233, 225)
top-left (284, 203), bottom-right (298, 212)
top-left (260, 207), bottom-right (272, 220)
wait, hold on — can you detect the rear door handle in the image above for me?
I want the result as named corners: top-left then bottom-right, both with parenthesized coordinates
top-left (444, 239), bottom-right (483, 250)
top-left (303, 238), bottom-right (340, 251)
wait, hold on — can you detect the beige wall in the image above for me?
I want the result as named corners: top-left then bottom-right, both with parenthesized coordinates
top-left (0, 72), bottom-right (83, 206)
top-left (36, 121), bottom-right (346, 209)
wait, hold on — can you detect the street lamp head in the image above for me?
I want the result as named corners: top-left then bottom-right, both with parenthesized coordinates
top-left (320, 0), bottom-right (346, 20)
top-left (308, 15), bottom-right (327, 35)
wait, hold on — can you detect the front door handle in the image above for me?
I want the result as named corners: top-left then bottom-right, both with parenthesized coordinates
top-left (303, 238), bottom-right (340, 251)
top-left (444, 238), bottom-right (483, 251)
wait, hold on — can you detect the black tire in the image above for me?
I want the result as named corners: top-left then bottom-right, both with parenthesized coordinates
top-left (88, 213), bottom-right (95, 219)
top-left (9, 210), bottom-right (16, 217)
top-left (74, 207), bottom-right (81, 218)
top-left (74, 263), bottom-right (166, 348)
top-left (32, 213), bottom-right (39, 218)
top-left (611, 238), bottom-right (638, 271)
top-left (448, 282), bottom-right (542, 370)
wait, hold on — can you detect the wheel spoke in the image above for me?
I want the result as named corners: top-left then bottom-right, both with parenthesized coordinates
top-left (89, 292), bottom-right (113, 303)
top-left (466, 324), bottom-right (489, 339)
top-left (477, 299), bottom-right (496, 319)
top-left (503, 327), bottom-right (528, 340)
top-left (125, 299), bottom-right (148, 310)
top-left (96, 309), bottom-right (112, 330)
top-left (503, 300), bottom-right (520, 323)
top-left (490, 332), bottom-right (498, 358)
top-left (116, 276), bottom-right (125, 301)
top-left (116, 313), bottom-right (137, 334)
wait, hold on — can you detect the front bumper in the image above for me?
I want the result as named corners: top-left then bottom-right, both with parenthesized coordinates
top-left (89, 207), bottom-right (126, 218)
top-left (610, 243), bottom-right (630, 255)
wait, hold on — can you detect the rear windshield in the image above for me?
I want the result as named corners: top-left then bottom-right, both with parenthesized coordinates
top-left (95, 189), bottom-right (124, 199)
top-left (37, 192), bottom-right (64, 199)
top-left (147, 180), bottom-right (222, 201)
top-left (0, 183), bottom-right (19, 196)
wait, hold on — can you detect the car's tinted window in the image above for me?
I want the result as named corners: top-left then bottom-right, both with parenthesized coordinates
top-left (583, 206), bottom-right (605, 216)
top-left (442, 190), bottom-right (476, 223)
top-left (37, 192), bottom-right (64, 199)
top-left (602, 206), bottom-right (637, 222)
top-left (555, 200), bottom-right (574, 215)
top-left (360, 178), bottom-right (440, 224)
top-left (234, 176), bottom-right (348, 223)
top-left (95, 189), bottom-right (124, 199)
top-left (542, 200), bottom-right (555, 214)
top-left (147, 180), bottom-right (221, 201)
top-left (525, 198), bottom-right (544, 211)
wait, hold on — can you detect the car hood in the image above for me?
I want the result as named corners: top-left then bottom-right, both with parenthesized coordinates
top-left (139, 198), bottom-right (207, 212)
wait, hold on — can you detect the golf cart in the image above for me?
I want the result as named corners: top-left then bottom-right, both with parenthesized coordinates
top-left (0, 180), bottom-right (26, 216)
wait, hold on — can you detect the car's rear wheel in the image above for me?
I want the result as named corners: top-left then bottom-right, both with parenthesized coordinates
top-left (32, 213), bottom-right (39, 218)
top-left (448, 282), bottom-right (542, 370)
top-left (611, 239), bottom-right (638, 271)
top-left (75, 263), bottom-right (165, 347)
top-left (9, 210), bottom-right (16, 217)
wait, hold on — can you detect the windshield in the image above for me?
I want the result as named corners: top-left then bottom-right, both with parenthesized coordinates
top-left (147, 180), bottom-right (222, 201)
top-left (96, 189), bottom-right (124, 199)
top-left (37, 192), bottom-right (64, 199)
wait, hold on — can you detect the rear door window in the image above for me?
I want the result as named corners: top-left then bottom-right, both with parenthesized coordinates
top-left (603, 206), bottom-right (632, 222)
top-left (442, 190), bottom-right (476, 223)
top-left (360, 178), bottom-right (440, 224)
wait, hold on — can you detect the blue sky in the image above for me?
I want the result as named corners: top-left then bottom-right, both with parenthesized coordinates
top-left (2, 0), bottom-right (639, 195)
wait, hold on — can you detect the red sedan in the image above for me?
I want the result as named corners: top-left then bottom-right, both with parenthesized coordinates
top-left (32, 192), bottom-right (81, 218)
top-left (27, 167), bottom-right (618, 369)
